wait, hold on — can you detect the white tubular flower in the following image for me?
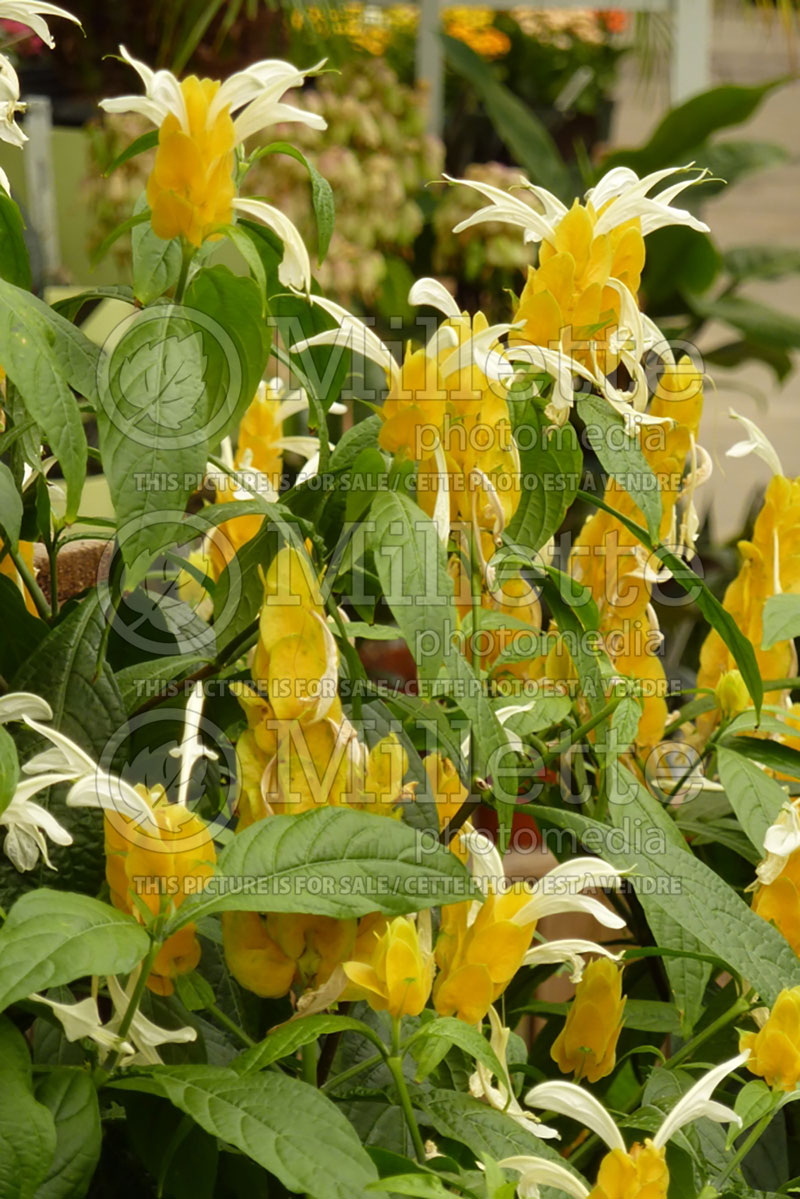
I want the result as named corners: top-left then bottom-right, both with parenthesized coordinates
top-left (498, 1157), bottom-right (588, 1199)
top-left (469, 1007), bottom-right (560, 1141)
top-left (99, 47), bottom-right (326, 137)
top-left (756, 798), bottom-right (800, 886)
top-left (30, 972), bottom-right (197, 1067)
top-left (449, 165), bottom-right (709, 245)
top-left (0, 691), bottom-right (52, 724)
top-left (106, 972), bottom-right (197, 1066)
top-left (0, 2), bottom-right (80, 146)
top-left (515, 857), bottom-right (628, 929)
top-left (1, 777), bottom-right (74, 871)
top-left (230, 196), bottom-right (312, 291)
top-left (29, 992), bottom-right (132, 1056)
top-left (522, 938), bottom-right (622, 984)
top-left (726, 410), bottom-right (783, 478)
top-left (168, 681), bottom-right (219, 810)
top-left (510, 1053), bottom-right (749, 1199)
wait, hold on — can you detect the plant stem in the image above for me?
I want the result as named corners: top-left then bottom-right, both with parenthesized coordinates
top-left (717, 1108), bottom-right (776, 1188)
top-left (130, 617), bottom-right (260, 715)
top-left (174, 241), bottom-right (195, 304)
top-left (542, 694), bottom-right (623, 767)
top-left (46, 530), bottom-right (60, 617)
top-left (0, 531), bottom-right (51, 620)
top-left (667, 995), bottom-right (751, 1071)
top-left (206, 1002), bottom-right (256, 1048)
top-left (321, 1050), bottom-right (385, 1092)
top-left (98, 941), bottom-right (161, 1081)
top-left (387, 1043), bottom-right (426, 1162)
top-left (470, 528), bottom-right (483, 676)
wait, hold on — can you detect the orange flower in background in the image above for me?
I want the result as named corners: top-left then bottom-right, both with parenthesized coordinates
top-left (105, 784), bottom-right (216, 995)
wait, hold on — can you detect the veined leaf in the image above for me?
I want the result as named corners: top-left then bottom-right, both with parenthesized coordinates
top-left (507, 402), bottom-right (582, 553)
top-left (0, 891), bottom-right (149, 1013)
top-left (0, 1017), bottom-right (57, 1199)
top-left (111, 1068), bottom-right (378, 1199)
top-left (762, 593), bottom-right (800, 649)
top-left (166, 807), bottom-right (475, 932)
top-left (33, 1069), bottom-right (102, 1199)
top-left (717, 747), bottom-right (788, 854)
top-left (579, 393), bottom-right (661, 542)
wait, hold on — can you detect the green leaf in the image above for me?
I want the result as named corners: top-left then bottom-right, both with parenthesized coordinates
top-left (0, 280), bottom-right (99, 520)
top-left (0, 890), bottom-right (149, 1013)
top-left (0, 186), bottom-right (32, 290)
top-left (689, 293), bottom-right (800, 352)
top-left (419, 1089), bottom-right (586, 1183)
top-left (369, 1176), bottom-right (460, 1199)
top-left (762, 593), bottom-right (800, 649)
top-left (369, 490), bottom-right (455, 683)
top-left (442, 35), bottom-right (573, 200)
top-left (411, 1017), bottom-right (504, 1083)
top-left (723, 244), bottom-right (800, 282)
top-left (184, 265), bottom-right (271, 446)
top-left (33, 1069), bottom-right (102, 1199)
top-left (0, 726), bottom-right (19, 818)
top-left (166, 807), bottom-right (474, 932)
top-left (641, 227), bottom-right (720, 306)
top-left (603, 80), bottom-right (785, 174)
top-left (506, 403), bottom-right (582, 553)
top-left (0, 575), bottom-right (46, 679)
top-left (729, 1080), bottom-right (775, 1150)
top-left (439, 649), bottom-right (508, 788)
top-left (235, 1014), bottom-right (378, 1075)
top-left (111, 1068), bottom-right (378, 1199)
top-left (532, 762), bottom-right (800, 1006)
top-left (0, 1016), bottom-right (57, 1199)
top-left (103, 128), bottom-right (159, 176)
top-left (89, 209), bottom-right (151, 268)
top-left (250, 142), bottom-right (335, 263)
top-left (0, 461), bottom-right (23, 548)
top-left (724, 735), bottom-right (800, 780)
top-left (579, 394), bottom-right (661, 542)
top-left (704, 337), bottom-right (793, 383)
top-left (717, 747), bottom-right (787, 854)
top-left (115, 653), bottom-right (211, 714)
top-left (51, 285), bottom-right (135, 324)
top-left (132, 194), bottom-right (182, 306)
top-left (97, 305), bottom-right (211, 589)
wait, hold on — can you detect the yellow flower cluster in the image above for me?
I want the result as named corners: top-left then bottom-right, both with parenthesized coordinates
top-left (222, 544), bottom-right (417, 1000)
top-left (698, 473), bottom-right (800, 710)
top-left (293, 5), bottom-right (509, 59)
top-left (752, 847), bottom-right (800, 957)
top-left (148, 76), bottom-right (235, 246)
top-left (551, 958), bottom-right (626, 1083)
top-left (566, 357), bottom-right (705, 748)
top-left (105, 784), bottom-right (217, 995)
top-left (587, 1141), bottom-right (669, 1199)
top-left (443, 9), bottom-right (511, 59)
top-left (343, 914), bottom-right (434, 1018)
top-left (512, 200), bottom-right (644, 374)
top-left (741, 986), bottom-right (800, 1091)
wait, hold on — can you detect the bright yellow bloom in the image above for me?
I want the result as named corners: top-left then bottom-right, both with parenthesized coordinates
top-left (752, 847), bottom-right (800, 956)
top-left (433, 883), bottom-right (537, 1024)
top-left (424, 752), bottom-right (468, 832)
top-left (222, 910), bottom-right (357, 999)
top-left (587, 1141), bottom-right (669, 1199)
top-left (444, 9), bottom-right (511, 58)
top-left (343, 915), bottom-right (433, 1018)
top-left (104, 784), bottom-right (216, 995)
top-left (698, 474), bottom-right (800, 712)
top-left (740, 987), bottom-right (800, 1091)
top-left (378, 345), bottom-right (448, 458)
top-left (512, 199), bottom-right (644, 373)
top-left (551, 958), bottom-right (626, 1083)
top-left (565, 357), bottom-right (705, 748)
top-left (147, 75), bottom-right (235, 246)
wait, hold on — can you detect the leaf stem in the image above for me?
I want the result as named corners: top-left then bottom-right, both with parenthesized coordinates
top-left (667, 994), bottom-right (751, 1071)
top-left (206, 1002), bottom-right (256, 1048)
top-left (97, 940), bottom-right (161, 1081)
top-left (0, 530), bottom-right (51, 619)
top-left (388, 1018), bottom-right (426, 1163)
top-left (174, 241), bottom-right (195, 304)
top-left (717, 1107), bottom-right (776, 1188)
top-left (320, 1050), bottom-right (385, 1092)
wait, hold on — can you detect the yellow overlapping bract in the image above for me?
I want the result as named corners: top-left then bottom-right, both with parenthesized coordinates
top-left (697, 473), bottom-right (800, 711)
top-left (551, 958), bottom-right (626, 1083)
top-left (752, 848), bottom-right (800, 958)
top-left (148, 76), bottom-right (236, 246)
top-left (433, 882), bottom-right (537, 1025)
top-left (222, 545), bottom-right (414, 999)
top-left (587, 1141), bottom-right (669, 1199)
top-left (379, 312), bottom-right (521, 537)
top-left (105, 784), bottom-right (216, 995)
top-left (512, 199), bottom-right (645, 373)
top-left (562, 357), bottom-right (705, 748)
top-left (342, 915), bottom-right (434, 1018)
top-left (741, 986), bottom-right (800, 1092)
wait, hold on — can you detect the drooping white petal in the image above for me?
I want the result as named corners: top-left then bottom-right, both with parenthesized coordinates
top-left (431, 438), bottom-right (452, 549)
top-left (21, 716), bottom-right (96, 775)
top-left (524, 1081), bottom-right (626, 1153)
top-left (294, 296), bottom-right (399, 384)
top-left (232, 197), bottom-right (311, 291)
top-left (409, 277), bottom-right (461, 319)
top-left (652, 1051), bottom-right (750, 1149)
top-left (29, 991), bottom-right (130, 1053)
top-left (106, 972), bottom-right (197, 1066)
top-left (0, 692), bottom-right (53, 725)
top-left (66, 771), bottom-right (160, 832)
top-left (446, 173), bottom-right (559, 244)
top-left (167, 681), bottom-right (218, 810)
top-left (522, 938), bottom-right (622, 983)
top-left (726, 410), bottom-right (783, 477)
top-left (0, 2), bottom-right (80, 48)
top-left (499, 1157), bottom-right (589, 1199)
